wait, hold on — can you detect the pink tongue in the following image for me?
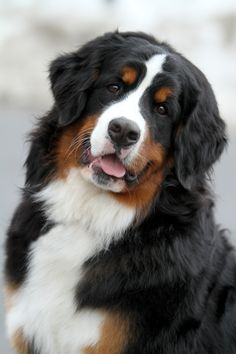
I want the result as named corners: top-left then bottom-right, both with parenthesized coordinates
top-left (100, 155), bottom-right (126, 178)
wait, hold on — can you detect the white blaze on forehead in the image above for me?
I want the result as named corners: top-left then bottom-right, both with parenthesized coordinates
top-left (90, 54), bottom-right (166, 158)
top-left (134, 54), bottom-right (167, 100)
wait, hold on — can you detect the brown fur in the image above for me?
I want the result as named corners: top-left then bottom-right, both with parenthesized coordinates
top-left (4, 283), bottom-right (29, 353)
top-left (4, 281), bottom-right (19, 311)
top-left (112, 134), bottom-right (172, 211)
top-left (11, 329), bottom-right (29, 354)
top-left (55, 115), bottom-right (98, 178)
top-left (154, 87), bottom-right (172, 103)
top-left (83, 312), bottom-right (129, 354)
top-left (121, 66), bottom-right (138, 85)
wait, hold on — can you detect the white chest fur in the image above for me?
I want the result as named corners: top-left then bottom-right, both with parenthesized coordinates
top-left (7, 224), bottom-right (104, 354)
top-left (6, 169), bottom-right (135, 354)
top-left (38, 168), bottom-right (135, 245)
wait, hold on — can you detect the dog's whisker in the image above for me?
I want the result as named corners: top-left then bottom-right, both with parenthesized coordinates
top-left (65, 132), bottom-right (92, 160)
top-left (66, 138), bottom-right (91, 160)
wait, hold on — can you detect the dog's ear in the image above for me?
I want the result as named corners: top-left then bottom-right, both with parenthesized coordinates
top-left (49, 49), bottom-right (99, 127)
top-left (174, 60), bottom-right (227, 189)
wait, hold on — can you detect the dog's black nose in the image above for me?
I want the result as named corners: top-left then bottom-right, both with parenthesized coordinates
top-left (108, 117), bottom-right (140, 148)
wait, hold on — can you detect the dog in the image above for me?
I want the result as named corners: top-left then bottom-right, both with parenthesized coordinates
top-left (4, 31), bottom-right (236, 354)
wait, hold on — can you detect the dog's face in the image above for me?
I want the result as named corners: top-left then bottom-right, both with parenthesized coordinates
top-left (50, 32), bottom-right (226, 209)
top-left (78, 54), bottom-right (172, 198)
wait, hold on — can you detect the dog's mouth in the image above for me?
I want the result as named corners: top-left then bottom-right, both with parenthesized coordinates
top-left (82, 148), bottom-right (139, 184)
top-left (90, 152), bottom-right (126, 178)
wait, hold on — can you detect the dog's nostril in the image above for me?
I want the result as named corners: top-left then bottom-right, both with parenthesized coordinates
top-left (111, 122), bottom-right (122, 133)
top-left (108, 117), bottom-right (140, 148)
top-left (127, 130), bottom-right (140, 143)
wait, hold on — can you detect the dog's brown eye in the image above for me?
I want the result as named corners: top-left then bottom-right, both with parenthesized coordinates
top-left (155, 104), bottom-right (167, 115)
top-left (107, 83), bottom-right (122, 94)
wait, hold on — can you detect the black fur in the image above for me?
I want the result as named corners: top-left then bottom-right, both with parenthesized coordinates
top-left (5, 192), bottom-right (53, 285)
top-left (5, 31), bottom-right (236, 354)
top-left (173, 55), bottom-right (226, 189)
top-left (77, 178), bottom-right (236, 353)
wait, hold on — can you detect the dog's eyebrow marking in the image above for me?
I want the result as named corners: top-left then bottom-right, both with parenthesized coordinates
top-left (154, 87), bottom-right (173, 103)
top-left (121, 66), bottom-right (138, 85)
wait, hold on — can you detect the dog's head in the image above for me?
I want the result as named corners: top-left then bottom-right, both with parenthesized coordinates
top-left (49, 32), bottom-right (226, 209)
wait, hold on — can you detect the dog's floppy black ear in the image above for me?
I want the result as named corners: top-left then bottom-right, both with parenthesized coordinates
top-left (49, 50), bottom-right (98, 127)
top-left (174, 60), bottom-right (227, 189)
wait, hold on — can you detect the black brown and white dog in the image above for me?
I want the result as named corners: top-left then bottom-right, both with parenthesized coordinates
top-left (4, 31), bottom-right (236, 354)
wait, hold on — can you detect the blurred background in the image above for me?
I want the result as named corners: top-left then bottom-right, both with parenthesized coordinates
top-left (1, 0), bottom-right (236, 352)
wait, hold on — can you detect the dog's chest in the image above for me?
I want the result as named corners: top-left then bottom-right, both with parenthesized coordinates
top-left (7, 171), bottom-right (136, 354)
top-left (8, 224), bottom-right (106, 354)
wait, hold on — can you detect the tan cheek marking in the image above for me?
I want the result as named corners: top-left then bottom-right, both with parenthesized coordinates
top-left (154, 87), bottom-right (172, 103)
top-left (55, 115), bottom-right (98, 178)
top-left (121, 66), bottom-right (138, 85)
top-left (11, 329), bottom-right (29, 354)
top-left (83, 312), bottom-right (129, 354)
top-left (111, 134), bottom-right (172, 211)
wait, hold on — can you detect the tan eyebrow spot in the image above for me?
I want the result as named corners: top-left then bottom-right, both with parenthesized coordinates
top-left (121, 66), bottom-right (138, 85)
top-left (154, 87), bottom-right (173, 103)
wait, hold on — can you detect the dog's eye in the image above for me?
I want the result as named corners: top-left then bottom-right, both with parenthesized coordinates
top-left (155, 104), bottom-right (168, 115)
top-left (107, 83), bottom-right (122, 94)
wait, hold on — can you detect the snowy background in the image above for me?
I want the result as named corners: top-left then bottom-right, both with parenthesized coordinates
top-left (1, 0), bottom-right (236, 352)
